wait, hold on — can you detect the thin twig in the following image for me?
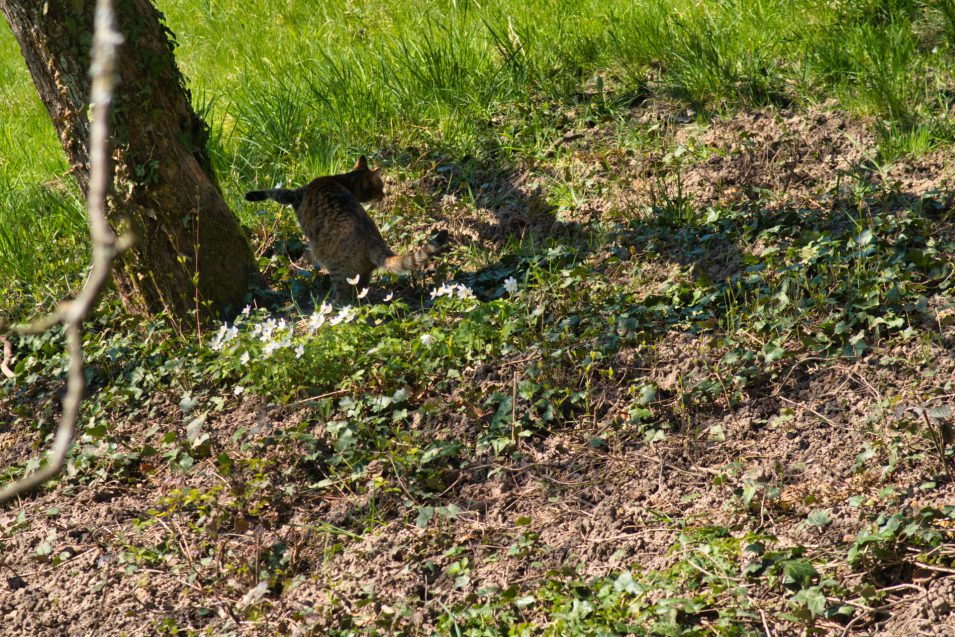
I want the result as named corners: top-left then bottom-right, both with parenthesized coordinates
top-left (386, 453), bottom-right (420, 506)
top-left (511, 371), bottom-right (518, 445)
top-left (760, 609), bottom-right (775, 637)
top-left (778, 395), bottom-right (842, 429)
top-left (292, 388), bottom-right (349, 404)
top-left (914, 563), bottom-right (955, 576)
top-left (0, 0), bottom-right (128, 505)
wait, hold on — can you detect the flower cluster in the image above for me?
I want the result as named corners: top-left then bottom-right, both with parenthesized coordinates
top-left (208, 300), bottom-right (362, 364)
top-left (307, 302), bottom-right (334, 333)
top-left (251, 317), bottom-right (294, 358)
top-left (430, 282), bottom-right (476, 301)
top-left (209, 323), bottom-right (239, 351)
top-left (330, 306), bottom-right (356, 326)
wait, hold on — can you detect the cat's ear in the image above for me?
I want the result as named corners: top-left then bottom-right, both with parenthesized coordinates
top-left (354, 155), bottom-right (369, 171)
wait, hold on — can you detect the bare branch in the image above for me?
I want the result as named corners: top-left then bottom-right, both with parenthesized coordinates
top-left (0, 0), bottom-right (126, 505)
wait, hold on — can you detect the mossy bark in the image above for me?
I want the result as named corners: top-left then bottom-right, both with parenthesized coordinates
top-left (0, 0), bottom-right (256, 324)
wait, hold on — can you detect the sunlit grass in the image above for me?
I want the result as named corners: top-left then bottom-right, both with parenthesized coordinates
top-left (2, 0), bottom-right (955, 317)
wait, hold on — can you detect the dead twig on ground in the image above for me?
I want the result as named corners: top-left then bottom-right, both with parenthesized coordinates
top-left (779, 395), bottom-right (844, 429)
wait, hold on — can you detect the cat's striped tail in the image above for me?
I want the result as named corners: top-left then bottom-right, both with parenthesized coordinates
top-left (245, 188), bottom-right (304, 209)
top-left (377, 230), bottom-right (450, 273)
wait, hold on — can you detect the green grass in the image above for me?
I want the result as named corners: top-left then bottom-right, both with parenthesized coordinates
top-left (610, 0), bottom-right (797, 106)
top-left (1, 0), bottom-right (954, 316)
top-left (0, 24), bottom-right (88, 321)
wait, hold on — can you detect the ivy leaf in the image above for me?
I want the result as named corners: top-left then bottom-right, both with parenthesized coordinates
top-left (179, 392), bottom-right (198, 413)
top-left (416, 506), bottom-right (435, 528)
top-left (792, 587), bottom-right (827, 617)
top-left (806, 509), bottom-right (831, 528)
top-left (514, 595), bottom-right (535, 608)
top-left (637, 383), bottom-right (658, 405)
top-left (782, 558), bottom-right (818, 589)
top-left (614, 570), bottom-right (640, 594)
top-left (927, 406), bottom-right (952, 419)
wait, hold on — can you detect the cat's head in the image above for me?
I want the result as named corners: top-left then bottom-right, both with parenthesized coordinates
top-left (349, 155), bottom-right (385, 203)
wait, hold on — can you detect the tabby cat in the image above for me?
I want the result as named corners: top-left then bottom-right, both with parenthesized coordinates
top-left (245, 156), bottom-right (448, 297)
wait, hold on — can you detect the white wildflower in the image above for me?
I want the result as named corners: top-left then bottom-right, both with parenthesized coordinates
top-left (383, 292), bottom-right (394, 302)
top-left (210, 323), bottom-right (229, 351)
top-left (239, 351), bottom-right (250, 365)
top-left (233, 385), bottom-right (245, 396)
top-left (430, 282), bottom-right (456, 299)
top-left (329, 306), bottom-right (355, 326)
top-left (420, 333), bottom-right (434, 346)
top-left (430, 282), bottom-right (477, 306)
top-left (308, 312), bottom-right (326, 333)
top-left (503, 276), bottom-right (518, 294)
top-left (346, 274), bottom-right (361, 285)
top-left (241, 305), bottom-right (251, 315)
top-left (263, 340), bottom-right (281, 358)
top-left (357, 287), bottom-right (369, 299)
top-left (260, 318), bottom-right (278, 341)
top-left (294, 344), bottom-right (305, 359)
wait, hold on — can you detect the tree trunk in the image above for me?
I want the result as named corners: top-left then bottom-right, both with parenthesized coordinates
top-left (0, 0), bottom-right (256, 323)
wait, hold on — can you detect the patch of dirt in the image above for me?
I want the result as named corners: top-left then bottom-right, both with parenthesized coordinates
top-left (541, 99), bottom-right (955, 216)
top-left (673, 104), bottom-right (875, 206)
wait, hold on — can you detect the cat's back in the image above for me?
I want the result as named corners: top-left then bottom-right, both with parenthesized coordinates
top-left (300, 177), bottom-right (356, 218)
top-left (297, 175), bottom-right (387, 273)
